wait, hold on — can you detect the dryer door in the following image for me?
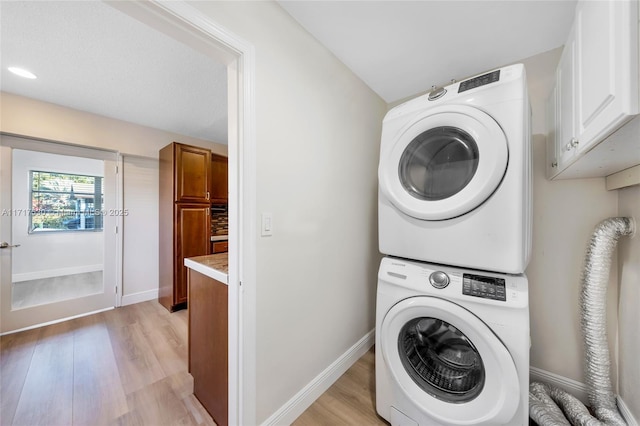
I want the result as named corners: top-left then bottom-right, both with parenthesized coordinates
top-left (380, 296), bottom-right (520, 425)
top-left (379, 105), bottom-right (508, 220)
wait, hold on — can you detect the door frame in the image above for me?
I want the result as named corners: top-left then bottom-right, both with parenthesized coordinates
top-left (113, 2), bottom-right (257, 425)
top-left (0, 137), bottom-right (122, 331)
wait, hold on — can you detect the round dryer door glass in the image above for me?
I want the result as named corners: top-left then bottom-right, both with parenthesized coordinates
top-left (399, 127), bottom-right (479, 201)
top-left (398, 317), bottom-right (485, 403)
top-left (378, 105), bottom-right (508, 220)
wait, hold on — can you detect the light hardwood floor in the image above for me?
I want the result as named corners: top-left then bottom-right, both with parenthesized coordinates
top-left (1, 300), bottom-right (385, 426)
top-left (293, 348), bottom-right (387, 426)
top-left (1, 302), bottom-right (532, 426)
top-left (1, 301), bottom-right (215, 426)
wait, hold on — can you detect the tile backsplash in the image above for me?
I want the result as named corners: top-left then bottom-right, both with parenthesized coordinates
top-left (211, 211), bottom-right (228, 235)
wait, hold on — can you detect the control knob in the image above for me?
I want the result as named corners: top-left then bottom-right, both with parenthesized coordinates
top-left (429, 271), bottom-right (450, 289)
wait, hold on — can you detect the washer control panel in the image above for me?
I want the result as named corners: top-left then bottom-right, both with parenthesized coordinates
top-left (428, 271), bottom-right (450, 289)
top-left (462, 273), bottom-right (506, 301)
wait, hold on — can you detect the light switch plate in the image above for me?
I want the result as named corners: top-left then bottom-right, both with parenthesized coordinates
top-left (261, 212), bottom-right (273, 236)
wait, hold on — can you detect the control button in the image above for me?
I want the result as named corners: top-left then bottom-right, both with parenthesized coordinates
top-left (429, 271), bottom-right (450, 289)
top-left (428, 86), bottom-right (447, 101)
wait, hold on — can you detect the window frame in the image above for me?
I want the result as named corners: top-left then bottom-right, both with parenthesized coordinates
top-left (28, 170), bottom-right (104, 234)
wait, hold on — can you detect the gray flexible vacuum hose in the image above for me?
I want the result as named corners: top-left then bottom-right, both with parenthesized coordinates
top-left (530, 217), bottom-right (634, 426)
top-left (580, 217), bottom-right (634, 426)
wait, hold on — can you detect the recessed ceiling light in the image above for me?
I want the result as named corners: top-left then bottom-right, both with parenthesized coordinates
top-left (8, 67), bottom-right (37, 79)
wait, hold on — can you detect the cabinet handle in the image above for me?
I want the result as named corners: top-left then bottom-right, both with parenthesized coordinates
top-left (206, 191), bottom-right (210, 200)
top-left (565, 138), bottom-right (579, 152)
top-left (551, 161), bottom-right (558, 168)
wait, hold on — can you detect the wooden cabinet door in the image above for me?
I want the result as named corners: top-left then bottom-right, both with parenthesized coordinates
top-left (210, 154), bottom-right (228, 202)
top-left (176, 205), bottom-right (210, 305)
top-left (575, 0), bottom-right (638, 153)
top-left (176, 144), bottom-right (211, 203)
top-left (188, 269), bottom-right (228, 426)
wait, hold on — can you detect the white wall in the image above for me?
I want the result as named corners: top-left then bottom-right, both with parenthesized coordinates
top-left (187, 2), bottom-right (387, 422)
top-left (524, 43), bottom-right (640, 424)
top-left (0, 93), bottom-right (227, 302)
top-left (527, 136), bottom-right (619, 383)
top-left (11, 149), bottom-right (104, 281)
top-left (121, 156), bottom-right (159, 305)
top-left (618, 185), bottom-right (640, 420)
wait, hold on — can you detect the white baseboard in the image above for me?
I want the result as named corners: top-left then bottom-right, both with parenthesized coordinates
top-left (529, 367), bottom-right (589, 404)
top-left (530, 367), bottom-right (638, 425)
top-left (617, 396), bottom-right (639, 426)
top-left (121, 289), bottom-right (158, 306)
top-left (13, 264), bottom-right (103, 283)
top-left (261, 329), bottom-right (376, 426)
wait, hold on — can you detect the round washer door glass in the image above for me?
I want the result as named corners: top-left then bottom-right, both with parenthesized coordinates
top-left (399, 317), bottom-right (484, 403)
top-left (379, 105), bottom-right (508, 220)
top-left (380, 297), bottom-right (521, 425)
top-left (399, 127), bottom-right (479, 201)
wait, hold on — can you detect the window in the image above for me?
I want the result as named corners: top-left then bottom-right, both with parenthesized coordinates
top-left (29, 171), bottom-right (103, 232)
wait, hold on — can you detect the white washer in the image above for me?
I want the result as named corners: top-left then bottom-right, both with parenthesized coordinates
top-left (375, 257), bottom-right (529, 426)
top-left (378, 64), bottom-right (532, 274)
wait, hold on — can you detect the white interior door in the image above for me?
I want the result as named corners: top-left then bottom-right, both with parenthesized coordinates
top-left (0, 136), bottom-right (118, 334)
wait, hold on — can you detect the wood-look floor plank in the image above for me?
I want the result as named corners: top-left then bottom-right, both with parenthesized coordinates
top-left (71, 313), bottom-right (128, 425)
top-left (0, 327), bottom-right (40, 426)
top-left (293, 348), bottom-right (387, 426)
top-left (113, 372), bottom-right (211, 426)
top-left (11, 321), bottom-right (75, 426)
top-left (134, 301), bottom-right (188, 378)
top-left (104, 306), bottom-right (167, 396)
top-left (1, 301), bottom-right (215, 426)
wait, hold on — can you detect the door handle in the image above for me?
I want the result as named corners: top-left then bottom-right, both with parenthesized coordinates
top-left (0, 242), bottom-right (20, 249)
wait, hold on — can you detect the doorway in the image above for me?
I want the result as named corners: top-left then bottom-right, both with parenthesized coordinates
top-left (0, 2), bottom-right (256, 424)
top-left (0, 136), bottom-right (119, 333)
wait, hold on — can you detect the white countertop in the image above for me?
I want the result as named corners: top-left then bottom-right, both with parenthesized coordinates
top-left (184, 254), bottom-right (228, 284)
top-left (211, 235), bottom-right (228, 242)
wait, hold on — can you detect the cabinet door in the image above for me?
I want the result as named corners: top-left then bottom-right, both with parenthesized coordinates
top-left (210, 154), bottom-right (228, 202)
top-left (557, 26), bottom-right (578, 169)
top-left (575, 0), bottom-right (639, 153)
top-left (176, 205), bottom-right (210, 305)
top-left (212, 241), bottom-right (228, 253)
top-left (188, 269), bottom-right (228, 426)
top-left (176, 144), bottom-right (211, 203)
top-left (546, 84), bottom-right (559, 179)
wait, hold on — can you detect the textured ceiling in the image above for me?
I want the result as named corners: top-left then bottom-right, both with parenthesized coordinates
top-left (0, 1), bottom-right (228, 144)
top-left (278, 0), bottom-right (577, 103)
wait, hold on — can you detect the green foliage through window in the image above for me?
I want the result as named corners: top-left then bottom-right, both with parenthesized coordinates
top-left (30, 171), bottom-right (103, 232)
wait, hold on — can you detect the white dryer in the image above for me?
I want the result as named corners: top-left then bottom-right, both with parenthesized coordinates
top-left (375, 256), bottom-right (529, 426)
top-left (378, 64), bottom-right (532, 274)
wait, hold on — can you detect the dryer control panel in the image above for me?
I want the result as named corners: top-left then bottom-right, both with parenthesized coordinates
top-left (458, 70), bottom-right (501, 93)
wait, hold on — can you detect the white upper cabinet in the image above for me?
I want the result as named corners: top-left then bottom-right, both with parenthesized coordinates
top-left (558, 25), bottom-right (578, 171)
top-left (547, 0), bottom-right (639, 180)
top-left (575, 0), bottom-right (638, 152)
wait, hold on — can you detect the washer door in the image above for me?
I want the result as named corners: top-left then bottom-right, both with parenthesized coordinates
top-left (380, 297), bottom-right (520, 425)
top-left (379, 105), bottom-right (508, 220)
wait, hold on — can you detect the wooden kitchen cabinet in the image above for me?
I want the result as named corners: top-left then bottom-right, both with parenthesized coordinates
top-left (211, 240), bottom-right (228, 254)
top-left (173, 205), bottom-right (210, 306)
top-left (210, 153), bottom-right (228, 203)
top-left (188, 268), bottom-right (228, 426)
top-left (159, 142), bottom-right (212, 312)
top-left (175, 143), bottom-right (211, 203)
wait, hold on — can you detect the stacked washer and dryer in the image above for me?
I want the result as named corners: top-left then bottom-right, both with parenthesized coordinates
top-left (375, 64), bottom-right (532, 426)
